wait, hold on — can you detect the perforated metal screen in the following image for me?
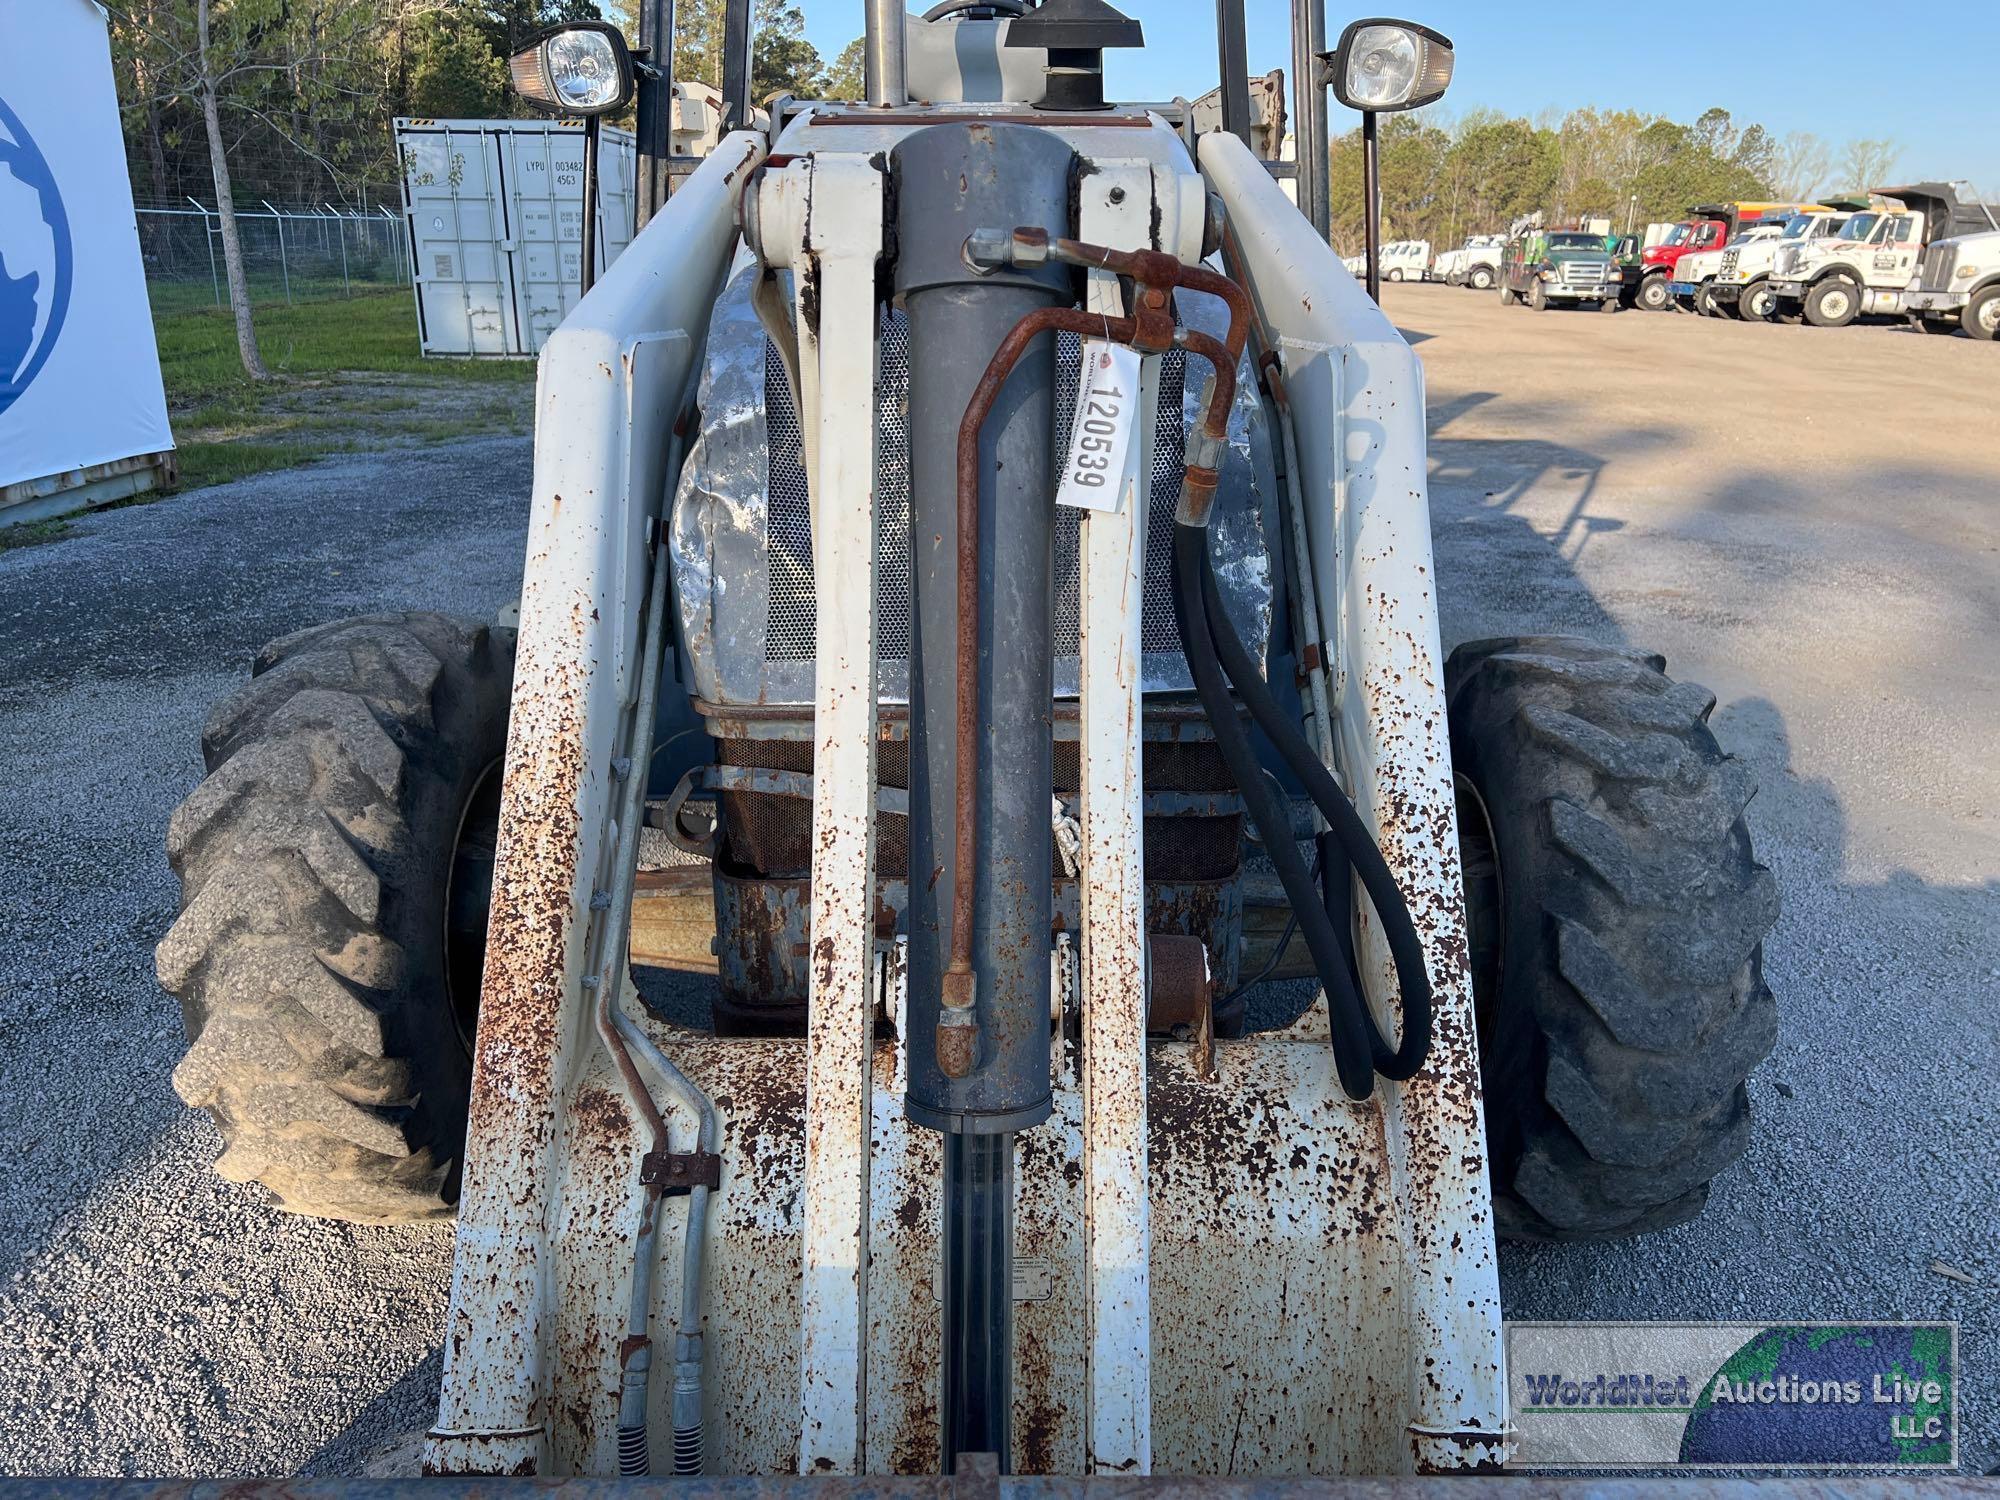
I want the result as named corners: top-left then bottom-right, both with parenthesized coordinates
top-left (761, 311), bottom-right (1188, 664)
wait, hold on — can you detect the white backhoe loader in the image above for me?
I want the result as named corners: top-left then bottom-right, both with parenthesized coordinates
top-left (157, 0), bottom-right (1777, 1478)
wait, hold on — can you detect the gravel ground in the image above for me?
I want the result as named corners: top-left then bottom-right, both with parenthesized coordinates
top-left (1401, 283), bottom-right (1999, 1473)
top-left (0, 291), bottom-right (1992, 1476)
top-left (0, 438), bottom-right (529, 1476)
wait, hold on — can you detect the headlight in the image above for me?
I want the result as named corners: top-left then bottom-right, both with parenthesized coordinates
top-left (508, 22), bottom-right (634, 116)
top-left (1322, 19), bottom-right (1455, 112)
top-left (1956, 265), bottom-right (1980, 278)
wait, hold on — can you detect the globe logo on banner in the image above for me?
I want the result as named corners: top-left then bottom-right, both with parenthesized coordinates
top-left (0, 92), bottom-right (73, 419)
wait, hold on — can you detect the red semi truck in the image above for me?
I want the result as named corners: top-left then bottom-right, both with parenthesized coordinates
top-left (1630, 200), bottom-right (1822, 311)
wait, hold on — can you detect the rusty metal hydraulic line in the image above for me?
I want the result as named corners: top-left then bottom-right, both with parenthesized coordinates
top-left (938, 229), bottom-right (1251, 1070)
top-left (955, 226), bottom-right (1433, 1098)
top-left (589, 411), bottom-right (723, 1476)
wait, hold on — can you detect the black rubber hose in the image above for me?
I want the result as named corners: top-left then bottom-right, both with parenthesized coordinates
top-left (1197, 538), bottom-right (1433, 1079)
top-left (1171, 523), bottom-right (1379, 1100)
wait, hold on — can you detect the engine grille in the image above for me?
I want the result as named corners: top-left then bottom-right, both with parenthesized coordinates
top-left (1921, 243), bottom-right (1953, 291)
top-left (1561, 261), bottom-right (1609, 286)
top-left (669, 259), bottom-right (1274, 711)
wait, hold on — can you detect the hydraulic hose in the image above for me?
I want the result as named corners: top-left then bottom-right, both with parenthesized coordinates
top-left (1196, 538), bottom-right (1431, 1079)
top-left (1169, 521), bottom-right (1432, 1096)
top-left (955, 225), bottom-right (1433, 1093)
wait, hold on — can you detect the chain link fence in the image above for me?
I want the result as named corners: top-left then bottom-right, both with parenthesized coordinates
top-left (138, 202), bottom-right (410, 313)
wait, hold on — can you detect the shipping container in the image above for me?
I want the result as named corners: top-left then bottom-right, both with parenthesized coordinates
top-left (394, 117), bottom-right (637, 357)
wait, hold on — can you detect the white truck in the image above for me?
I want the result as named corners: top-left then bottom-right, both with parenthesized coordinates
top-left (1768, 182), bottom-right (1996, 328)
top-left (1904, 225), bottom-right (2000, 340)
top-left (1343, 242), bottom-right (1431, 280)
top-left (1434, 234), bottom-right (1505, 289)
top-left (1670, 219), bottom-right (1789, 316)
top-left (1381, 239), bottom-right (1432, 281)
top-left (1675, 210), bottom-right (1852, 319)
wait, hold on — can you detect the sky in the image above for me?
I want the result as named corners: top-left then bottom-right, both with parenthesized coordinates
top-left (789, 0), bottom-right (2000, 197)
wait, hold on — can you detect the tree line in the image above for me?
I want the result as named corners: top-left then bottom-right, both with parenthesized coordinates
top-left (105, 0), bottom-right (865, 376)
top-left (102, 1), bottom-right (1902, 377)
top-left (1329, 103), bottom-right (1901, 253)
top-left (107, 0), bottom-right (860, 215)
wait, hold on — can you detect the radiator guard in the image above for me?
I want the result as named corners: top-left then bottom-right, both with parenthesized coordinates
top-left (669, 254), bottom-right (1276, 711)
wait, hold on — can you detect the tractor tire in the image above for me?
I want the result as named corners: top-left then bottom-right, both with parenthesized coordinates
top-left (1445, 636), bottom-right (1778, 1242)
top-left (1740, 279), bottom-right (1776, 321)
top-left (1387, 267), bottom-right (1405, 282)
top-left (1695, 284), bottom-right (1720, 317)
top-left (1636, 274), bottom-right (1671, 312)
top-left (1470, 265), bottom-right (1496, 291)
top-left (1965, 286), bottom-right (2000, 341)
top-left (1804, 277), bottom-right (1860, 328)
top-left (157, 613), bottom-right (516, 1224)
top-left (1499, 282), bottom-right (1518, 307)
top-left (1527, 280), bottom-right (1549, 312)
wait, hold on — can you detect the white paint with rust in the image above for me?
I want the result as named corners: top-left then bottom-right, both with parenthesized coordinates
top-left (427, 110), bottom-right (1510, 1480)
top-left (1200, 128), bottom-right (1511, 1470)
top-left (424, 131), bottom-right (766, 1479)
top-left (1074, 158), bottom-right (1158, 1477)
top-left (761, 154), bottom-right (888, 1477)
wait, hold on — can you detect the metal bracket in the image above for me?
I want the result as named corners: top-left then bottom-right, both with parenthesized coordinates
top-left (640, 1149), bottom-right (723, 1194)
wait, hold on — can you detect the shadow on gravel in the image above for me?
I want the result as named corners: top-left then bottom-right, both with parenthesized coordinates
top-left (298, 1347), bottom-right (445, 1477)
top-left (1423, 393), bottom-right (1999, 1474)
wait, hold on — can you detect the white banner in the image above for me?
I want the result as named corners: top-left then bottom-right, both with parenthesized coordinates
top-left (1, 0), bottom-right (174, 491)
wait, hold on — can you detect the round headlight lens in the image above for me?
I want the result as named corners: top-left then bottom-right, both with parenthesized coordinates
top-left (1346, 26), bottom-right (1421, 107)
top-left (546, 31), bottom-right (622, 110)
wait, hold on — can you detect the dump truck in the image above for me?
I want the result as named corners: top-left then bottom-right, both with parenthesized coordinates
top-left (1692, 208), bottom-right (1855, 320)
top-left (1630, 200), bottom-right (1822, 311)
top-left (1767, 183), bottom-right (1998, 327)
top-left (1669, 218), bottom-right (1790, 315)
top-left (155, 0), bottom-right (1778, 1479)
top-left (1900, 197), bottom-right (2000, 339)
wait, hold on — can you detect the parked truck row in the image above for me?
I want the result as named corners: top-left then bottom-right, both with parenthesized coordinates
top-left (1410, 182), bottom-right (1999, 339)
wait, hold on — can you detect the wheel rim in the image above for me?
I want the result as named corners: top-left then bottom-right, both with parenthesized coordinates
top-left (1980, 299), bottom-right (2000, 335)
top-left (1454, 773), bottom-right (1506, 1048)
top-left (445, 758), bottom-right (506, 1054)
top-left (1746, 287), bottom-right (1770, 318)
top-left (1642, 281), bottom-right (1665, 309)
top-left (1822, 288), bottom-right (1851, 320)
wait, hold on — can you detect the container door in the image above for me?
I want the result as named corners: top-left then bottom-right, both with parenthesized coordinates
top-left (504, 125), bottom-right (639, 354)
top-left (596, 126), bottom-right (637, 272)
top-left (501, 123), bottom-right (584, 354)
top-left (398, 123), bottom-right (514, 356)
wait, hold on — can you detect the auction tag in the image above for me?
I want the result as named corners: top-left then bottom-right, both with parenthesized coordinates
top-left (1055, 339), bottom-right (1142, 513)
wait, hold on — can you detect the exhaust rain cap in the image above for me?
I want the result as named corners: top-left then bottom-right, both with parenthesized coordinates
top-left (1005, 0), bottom-right (1144, 111)
top-left (1322, 18), bottom-right (1453, 113)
